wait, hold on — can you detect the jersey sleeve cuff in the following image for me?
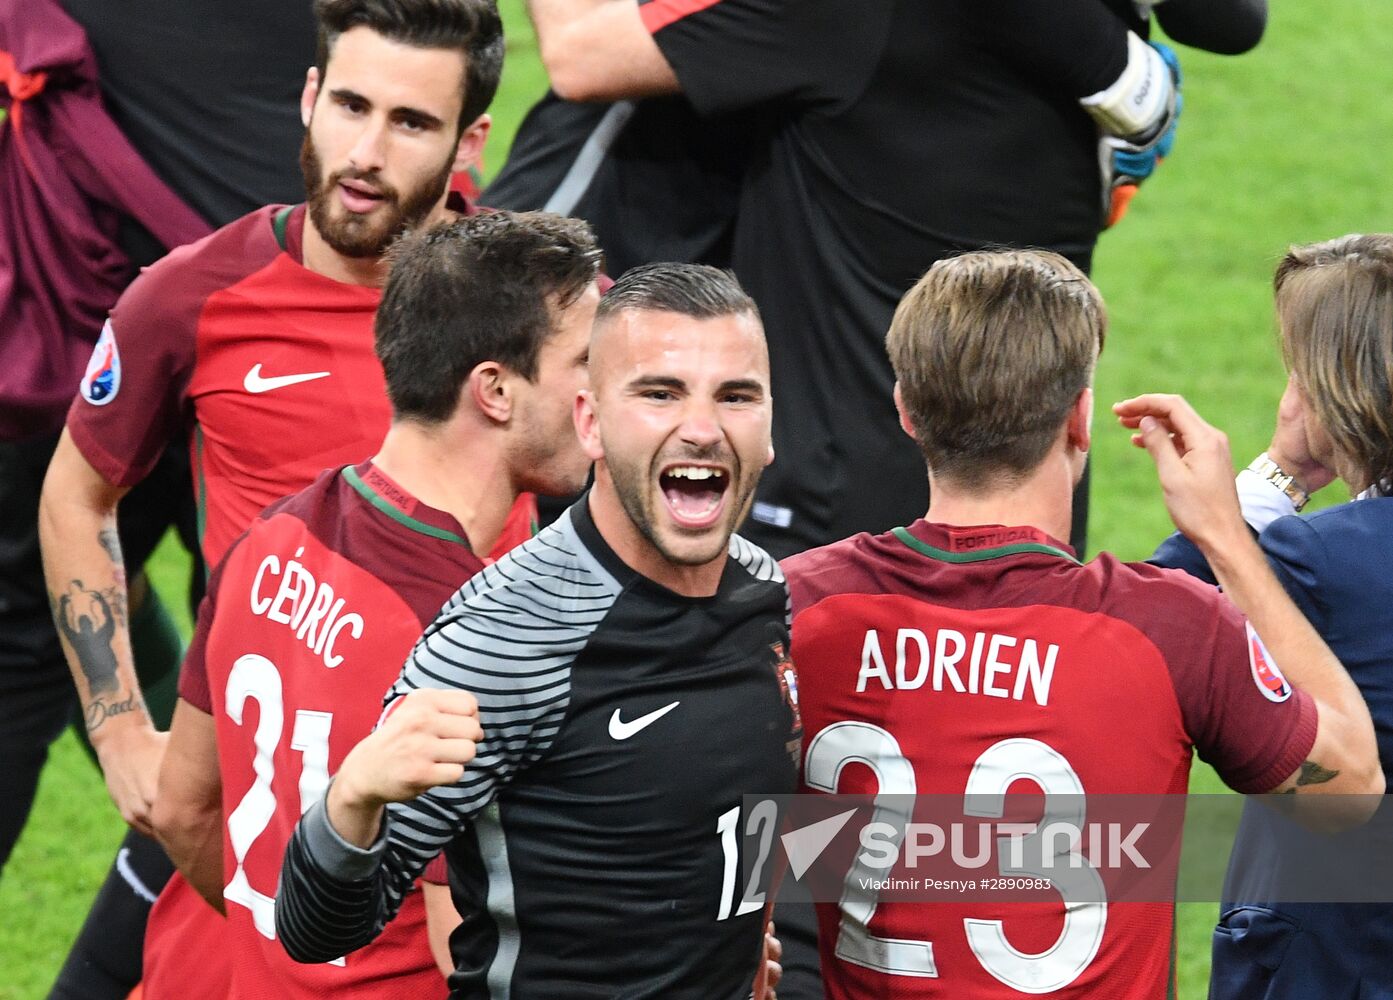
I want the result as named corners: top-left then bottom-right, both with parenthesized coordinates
top-left (301, 783), bottom-right (389, 881)
top-left (1227, 688), bottom-right (1319, 795)
top-left (65, 412), bottom-right (150, 489)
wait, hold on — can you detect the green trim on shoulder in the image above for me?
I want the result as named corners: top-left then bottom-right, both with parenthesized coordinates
top-left (271, 206), bottom-right (295, 252)
top-left (193, 424), bottom-right (210, 580)
top-left (341, 466), bottom-right (469, 545)
top-left (891, 526), bottom-right (1080, 565)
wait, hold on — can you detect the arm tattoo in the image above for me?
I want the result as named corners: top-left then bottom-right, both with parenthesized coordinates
top-left (1280, 759), bottom-right (1341, 794)
top-left (98, 527), bottom-right (122, 565)
top-left (85, 693), bottom-right (146, 733)
top-left (53, 579), bottom-right (121, 697)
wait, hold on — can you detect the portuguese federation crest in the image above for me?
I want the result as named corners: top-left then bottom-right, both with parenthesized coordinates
top-left (770, 639), bottom-right (802, 733)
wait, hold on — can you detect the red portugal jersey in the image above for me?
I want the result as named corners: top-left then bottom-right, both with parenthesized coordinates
top-left (784, 521), bottom-right (1318, 1000)
top-left (64, 199), bottom-right (535, 569)
top-left (168, 461), bottom-right (487, 997)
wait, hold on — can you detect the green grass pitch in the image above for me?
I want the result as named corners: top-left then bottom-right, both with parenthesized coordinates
top-left (4, 2), bottom-right (1391, 996)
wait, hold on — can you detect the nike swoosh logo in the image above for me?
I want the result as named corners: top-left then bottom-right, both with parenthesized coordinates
top-left (243, 364), bottom-right (331, 394)
top-left (115, 847), bottom-right (159, 904)
top-left (608, 701), bottom-right (680, 740)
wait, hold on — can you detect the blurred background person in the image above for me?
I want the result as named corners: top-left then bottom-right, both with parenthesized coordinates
top-left (1146, 234), bottom-right (1393, 999)
top-left (497, 0), bottom-right (1266, 561)
top-left (3, 0), bottom-right (311, 995)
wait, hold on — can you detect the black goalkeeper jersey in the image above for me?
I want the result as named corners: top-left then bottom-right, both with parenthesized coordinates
top-left (277, 498), bottom-right (801, 999)
top-left (641, 0), bottom-right (1148, 556)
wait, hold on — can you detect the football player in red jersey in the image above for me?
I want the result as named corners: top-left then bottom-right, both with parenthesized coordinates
top-left (149, 211), bottom-right (603, 998)
top-left (40, 0), bottom-right (507, 836)
top-left (37, 1), bottom-right (517, 994)
top-left (783, 249), bottom-right (1382, 1000)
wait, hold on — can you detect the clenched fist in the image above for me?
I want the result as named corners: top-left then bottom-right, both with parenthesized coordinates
top-left (327, 689), bottom-right (483, 847)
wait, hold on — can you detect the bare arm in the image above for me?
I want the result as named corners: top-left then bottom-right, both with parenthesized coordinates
top-left (422, 881), bottom-right (461, 979)
top-left (39, 428), bottom-right (168, 834)
top-left (153, 699), bottom-right (226, 913)
top-left (1116, 394), bottom-right (1384, 825)
top-left (526, 0), bottom-right (679, 102)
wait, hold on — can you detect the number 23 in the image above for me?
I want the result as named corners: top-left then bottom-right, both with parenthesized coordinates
top-left (804, 722), bottom-right (1106, 993)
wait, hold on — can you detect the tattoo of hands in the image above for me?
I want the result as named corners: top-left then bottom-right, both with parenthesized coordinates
top-left (53, 579), bottom-right (122, 696)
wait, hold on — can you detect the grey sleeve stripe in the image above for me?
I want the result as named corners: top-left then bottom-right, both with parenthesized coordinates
top-left (729, 532), bottom-right (784, 585)
top-left (388, 510), bottom-right (620, 811)
top-left (543, 100), bottom-right (638, 217)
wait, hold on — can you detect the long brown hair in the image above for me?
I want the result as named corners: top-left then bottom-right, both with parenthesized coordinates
top-left (1275, 234), bottom-right (1393, 492)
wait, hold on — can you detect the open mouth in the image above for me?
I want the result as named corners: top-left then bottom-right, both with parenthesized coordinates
top-left (337, 179), bottom-right (387, 214)
top-left (659, 464), bottom-right (730, 529)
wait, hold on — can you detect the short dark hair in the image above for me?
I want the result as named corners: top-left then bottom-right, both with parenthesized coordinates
top-left (887, 249), bottom-right (1106, 487)
top-left (596, 263), bottom-right (759, 324)
top-left (376, 211), bottom-right (603, 423)
top-left (314, 0), bottom-right (504, 128)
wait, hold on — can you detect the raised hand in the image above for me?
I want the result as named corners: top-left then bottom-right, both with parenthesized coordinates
top-left (1114, 393), bottom-right (1248, 551)
top-left (327, 689), bottom-right (483, 848)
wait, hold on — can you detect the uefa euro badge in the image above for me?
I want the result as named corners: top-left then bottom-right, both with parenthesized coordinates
top-left (1247, 622), bottom-right (1292, 703)
top-left (81, 321), bottom-right (122, 406)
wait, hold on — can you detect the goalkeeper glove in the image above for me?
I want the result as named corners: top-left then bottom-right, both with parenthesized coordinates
top-left (1081, 36), bottom-right (1183, 228)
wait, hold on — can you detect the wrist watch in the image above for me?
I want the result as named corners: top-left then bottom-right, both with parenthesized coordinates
top-left (1248, 452), bottom-right (1310, 511)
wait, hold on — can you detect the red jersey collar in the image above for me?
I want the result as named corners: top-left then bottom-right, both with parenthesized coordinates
top-left (342, 460), bottom-right (472, 548)
top-left (893, 520), bottom-right (1079, 565)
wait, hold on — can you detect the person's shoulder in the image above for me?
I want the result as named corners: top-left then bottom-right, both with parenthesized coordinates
top-left (226, 468), bottom-right (338, 555)
top-left (1263, 496), bottom-right (1393, 581)
top-left (1273, 495), bottom-right (1393, 541)
top-left (782, 531), bottom-right (884, 609)
top-left (261, 465), bottom-right (343, 523)
top-left (728, 532), bottom-right (785, 587)
top-left (440, 512), bottom-right (624, 629)
top-left (112, 205), bottom-right (288, 324)
top-left (1086, 549), bottom-right (1231, 625)
top-left (782, 532), bottom-right (870, 579)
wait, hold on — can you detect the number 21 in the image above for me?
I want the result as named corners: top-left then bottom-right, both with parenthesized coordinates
top-left (223, 653), bottom-right (339, 963)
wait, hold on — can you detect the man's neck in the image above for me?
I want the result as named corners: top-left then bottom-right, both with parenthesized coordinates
top-left (925, 453), bottom-right (1077, 546)
top-left (370, 420), bottom-right (514, 556)
top-left (586, 484), bottom-right (724, 598)
top-left (299, 196), bottom-right (456, 287)
top-left (300, 220), bottom-right (388, 287)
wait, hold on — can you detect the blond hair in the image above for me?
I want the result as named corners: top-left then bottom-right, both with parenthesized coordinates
top-left (1275, 234), bottom-right (1393, 492)
top-left (886, 249), bottom-right (1106, 487)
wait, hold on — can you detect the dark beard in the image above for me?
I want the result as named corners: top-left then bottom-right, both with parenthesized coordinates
top-left (299, 132), bottom-right (455, 259)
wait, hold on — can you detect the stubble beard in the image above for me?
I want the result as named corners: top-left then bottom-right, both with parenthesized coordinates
top-left (299, 131), bottom-right (455, 259)
top-left (606, 445), bottom-right (753, 568)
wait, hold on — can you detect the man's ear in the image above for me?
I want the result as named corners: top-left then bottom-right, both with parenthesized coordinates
top-left (300, 67), bottom-right (320, 129)
top-left (1066, 386), bottom-right (1093, 455)
top-left (893, 383), bottom-right (917, 441)
top-left (452, 114), bottom-right (492, 174)
top-left (574, 388), bottom-right (605, 462)
top-left (467, 361), bottom-right (512, 424)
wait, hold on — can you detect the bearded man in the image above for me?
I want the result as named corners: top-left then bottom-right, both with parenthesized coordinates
top-left (38, 1), bottom-right (523, 995)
